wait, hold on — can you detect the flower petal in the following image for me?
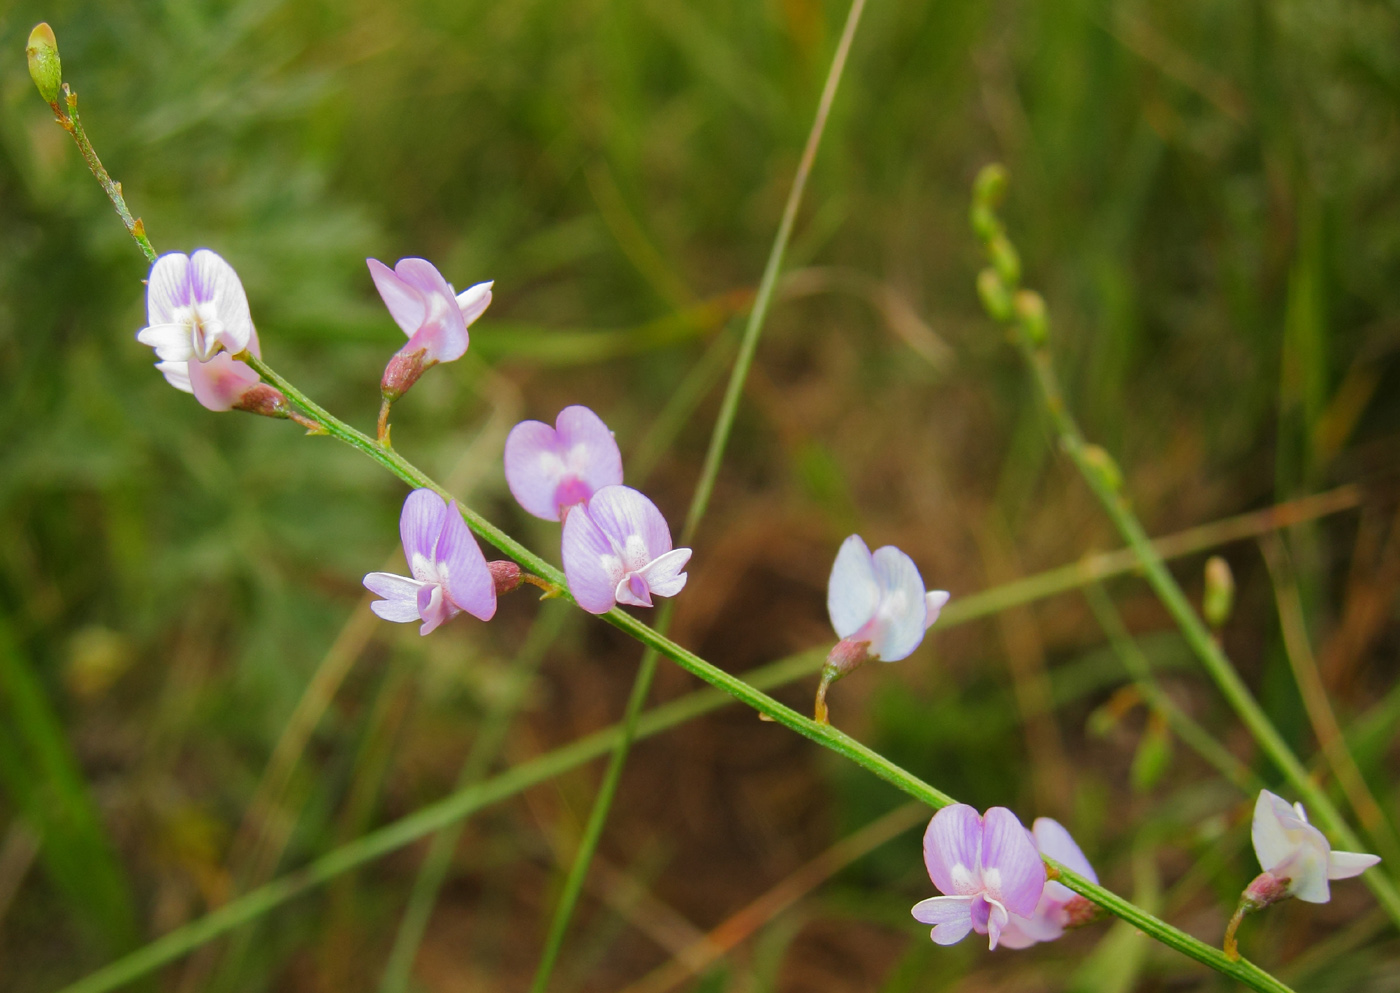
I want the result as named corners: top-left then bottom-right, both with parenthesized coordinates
top-left (188, 249), bottom-right (252, 354)
top-left (364, 572), bottom-right (426, 623)
top-left (911, 895), bottom-right (972, 925)
top-left (827, 535), bottom-right (879, 639)
top-left (400, 489), bottom-right (449, 571)
top-left (1032, 818), bottom-right (1097, 883)
top-left (416, 583), bottom-right (457, 636)
top-left (1252, 789), bottom-right (1299, 873)
top-left (395, 258), bottom-right (469, 362)
top-left (867, 545), bottom-right (928, 661)
top-left (1288, 846), bottom-right (1332, 903)
top-left (924, 590), bottom-right (951, 629)
top-left (437, 501), bottom-right (496, 621)
top-left (562, 505), bottom-right (625, 614)
top-left (456, 280), bottom-right (494, 326)
top-left (982, 807), bottom-right (1045, 917)
top-left (985, 899), bottom-right (1010, 950)
top-left (615, 572), bottom-right (654, 608)
top-left (188, 352), bottom-right (260, 411)
top-left (924, 805), bottom-right (983, 897)
top-left (146, 253), bottom-right (192, 326)
top-left (585, 486), bottom-right (672, 564)
top-left (554, 405), bottom-right (624, 499)
top-left (637, 547), bottom-right (691, 598)
top-left (156, 360), bottom-right (193, 393)
top-left (368, 258), bottom-right (426, 336)
top-left (137, 322), bottom-right (196, 362)
top-left (504, 419), bottom-right (568, 520)
top-left (1327, 850), bottom-right (1381, 880)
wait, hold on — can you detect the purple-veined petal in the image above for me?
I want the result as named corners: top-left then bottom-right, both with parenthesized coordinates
top-left (867, 545), bottom-right (928, 661)
top-left (416, 583), bottom-right (457, 636)
top-left (562, 505), bottom-right (625, 614)
top-left (1327, 850), bottom-right (1381, 880)
top-left (504, 419), bottom-right (569, 520)
top-left (437, 501), bottom-right (496, 621)
top-left (586, 486), bottom-right (672, 567)
top-left (615, 572), bottom-right (654, 608)
top-left (912, 896), bottom-right (974, 946)
top-left (392, 257), bottom-right (456, 300)
top-left (364, 572), bottom-right (426, 623)
top-left (400, 489), bottom-right (449, 573)
top-left (827, 535), bottom-right (879, 639)
top-left (924, 805), bottom-right (983, 897)
top-left (137, 323), bottom-right (197, 362)
top-left (456, 281), bottom-right (493, 326)
top-left (394, 258), bottom-right (469, 362)
top-left (188, 249), bottom-right (252, 354)
top-left (984, 899), bottom-right (1010, 949)
top-left (925, 590), bottom-right (951, 629)
top-left (147, 253), bottom-right (192, 325)
top-left (368, 258), bottom-right (426, 336)
top-left (637, 547), bottom-right (691, 598)
top-left (1032, 818), bottom-right (1097, 883)
top-left (188, 353), bottom-right (261, 411)
top-left (555, 405), bottom-right (624, 498)
top-left (1251, 790), bottom-right (1298, 872)
top-left (156, 361), bottom-right (193, 393)
top-left (981, 807), bottom-right (1045, 917)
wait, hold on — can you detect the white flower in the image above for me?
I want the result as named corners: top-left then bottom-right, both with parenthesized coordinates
top-left (1251, 789), bottom-right (1379, 904)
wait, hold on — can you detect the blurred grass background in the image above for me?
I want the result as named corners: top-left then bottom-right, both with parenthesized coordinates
top-left (2, 0), bottom-right (1400, 990)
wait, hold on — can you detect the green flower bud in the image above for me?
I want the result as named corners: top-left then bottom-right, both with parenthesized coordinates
top-left (970, 202), bottom-right (1001, 242)
top-left (1081, 444), bottom-right (1122, 492)
top-left (988, 233), bottom-right (1021, 287)
top-left (976, 267), bottom-right (1014, 322)
top-left (1012, 289), bottom-right (1048, 344)
top-left (27, 23), bottom-right (62, 104)
top-left (1203, 555), bottom-right (1235, 629)
top-left (973, 163), bottom-right (1008, 210)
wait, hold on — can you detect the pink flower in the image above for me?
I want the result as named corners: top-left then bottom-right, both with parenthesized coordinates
top-left (1249, 789), bottom-right (1378, 904)
top-left (368, 257), bottom-right (492, 366)
top-left (363, 489), bottom-right (497, 635)
top-left (997, 818), bottom-right (1098, 949)
top-left (138, 250), bottom-right (266, 410)
top-left (504, 406), bottom-right (624, 521)
top-left (912, 805), bottom-right (1046, 950)
top-left (827, 535), bottom-right (949, 664)
top-left (561, 485), bottom-right (691, 614)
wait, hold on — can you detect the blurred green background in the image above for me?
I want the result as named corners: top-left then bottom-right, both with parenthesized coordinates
top-left (2, 0), bottom-right (1400, 990)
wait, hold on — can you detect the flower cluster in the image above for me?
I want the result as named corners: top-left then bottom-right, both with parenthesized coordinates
top-left (912, 804), bottom-right (1097, 950)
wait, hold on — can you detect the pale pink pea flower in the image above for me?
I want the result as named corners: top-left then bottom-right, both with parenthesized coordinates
top-left (997, 818), bottom-right (1099, 949)
top-left (815, 535), bottom-right (949, 722)
top-left (504, 406), bottom-right (624, 522)
top-left (1249, 789), bottom-right (1378, 904)
top-left (138, 250), bottom-right (268, 411)
top-left (368, 257), bottom-right (492, 399)
top-left (561, 485), bottom-right (691, 614)
top-left (912, 804), bottom-right (1046, 950)
top-left (363, 489), bottom-right (497, 635)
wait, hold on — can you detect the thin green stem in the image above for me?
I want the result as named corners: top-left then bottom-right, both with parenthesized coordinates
top-left (529, 3), bottom-right (868, 987)
top-left (1015, 336), bottom-right (1400, 928)
top-left (377, 604), bottom-right (570, 993)
top-left (1084, 582), bottom-right (1260, 793)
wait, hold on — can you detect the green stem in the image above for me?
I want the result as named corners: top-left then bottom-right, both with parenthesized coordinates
top-left (1084, 582), bottom-right (1260, 792)
top-left (1014, 337), bottom-right (1400, 929)
top-left (377, 604), bottom-right (570, 993)
top-left (529, 3), bottom-right (868, 987)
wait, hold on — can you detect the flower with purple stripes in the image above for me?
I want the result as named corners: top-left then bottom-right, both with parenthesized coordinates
top-left (561, 485), bottom-right (690, 614)
top-left (504, 405), bottom-right (624, 522)
top-left (363, 489), bottom-right (497, 635)
top-left (369, 257), bottom-right (492, 399)
top-left (997, 818), bottom-right (1099, 948)
top-left (912, 805), bottom-right (1045, 950)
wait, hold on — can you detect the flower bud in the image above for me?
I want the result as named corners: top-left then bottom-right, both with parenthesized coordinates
top-left (488, 559), bottom-right (523, 596)
top-left (973, 163), bottom-right (1009, 210)
top-left (27, 23), bottom-right (62, 104)
top-left (232, 384), bottom-right (294, 419)
top-left (976, 268), bottom-right (1014, 322)
top-left (1203, 555), bottom-right (1235, 629)
top-left (988, 234), bottom-right (1021, 288)
top-left (1013, 289), bottom-right (1048, 344)
top-left (1081, 444), bottom-right (1122, 492)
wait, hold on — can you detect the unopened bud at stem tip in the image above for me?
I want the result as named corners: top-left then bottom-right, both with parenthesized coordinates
top-left (1203, 555), bottom-right (1235, 629)
top-left (27, 23), bottom-right (62, 104)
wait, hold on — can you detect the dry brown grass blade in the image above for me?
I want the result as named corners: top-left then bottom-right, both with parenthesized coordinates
top-left (614, 803), bottom-right (926, 993)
